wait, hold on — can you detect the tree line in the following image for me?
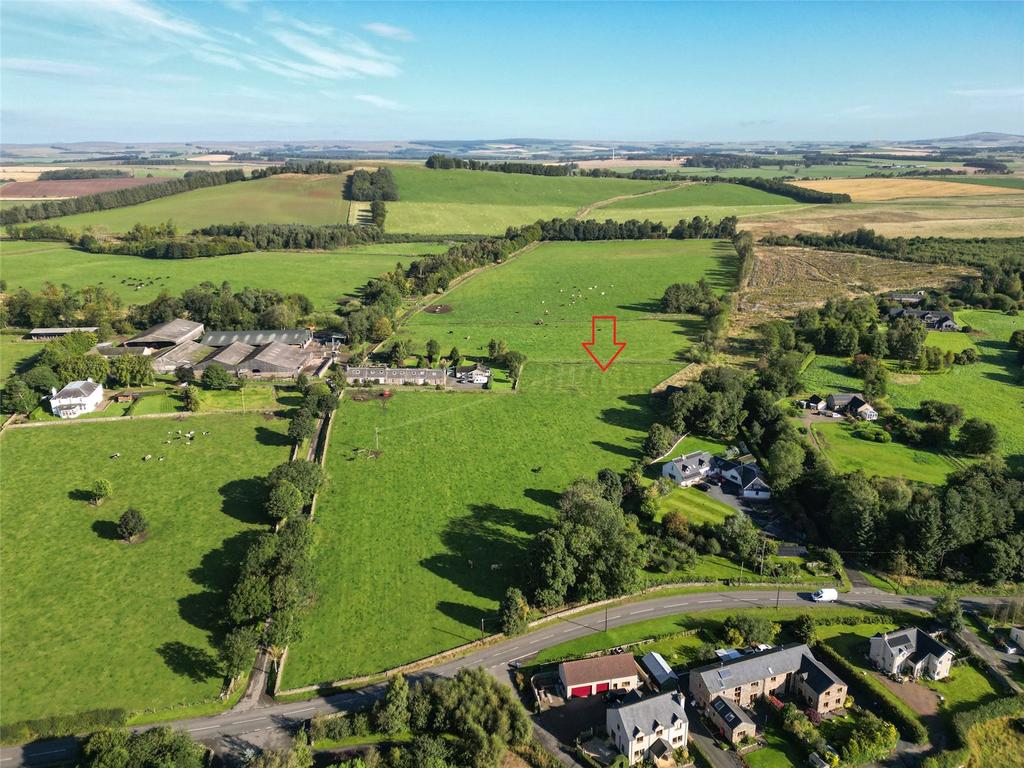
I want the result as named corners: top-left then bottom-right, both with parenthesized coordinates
top-left (251, 160), bottom-right (354, 178)
top-left (425, 154), bottom-right (573, 176)
top-left (727, 175), bottom-right (852, 203)
top-left (38, 168), bottom-right (131, 180)
top-left (683, 153), bottom-right (768, 169)
top-left (346, 168), bottom-right (399, 201)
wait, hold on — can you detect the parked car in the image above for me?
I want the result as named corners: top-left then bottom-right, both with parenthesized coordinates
top-left (696, 482), bottom-right (710, 492)
top-left (812, 588), bottom-right (839, 602)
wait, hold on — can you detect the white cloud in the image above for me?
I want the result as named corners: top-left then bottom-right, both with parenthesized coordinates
top-left (355, 93), bottom-right (403, 110)
top-left (291, 19), bottom-right (333, 38)
top-left (147, 73), bottom-right (200, 83)
top-left (1, 57), bottom-right (102, 77)
top-left (270, 29), bottom-right (400, 78)
top-left (363, 22), bottom-right (414, 42)
top-left (193, 45), bottom-right (246, 71)
top-left (950, 86), bottom-right (1024, 98)
top-left (103, 0), bottom-right (209, 39)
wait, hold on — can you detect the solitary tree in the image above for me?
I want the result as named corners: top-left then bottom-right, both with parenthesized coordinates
top-left (956, 417), bottom-right (999, 455)
top-left (793, 614), bottom-right (817, 646)
top-left (643, 423), bottom-right (676, 459)
top-left (425, 339), bottom-right (440, 365)
top-left (500, 587), bottom-right (530, 636)
top-left (201, 365), bottom-right (233, 390)
top-left (91, 478), bottom-right (113, 506)
top-left (117, 508), bottom-right (148, 542)
top-left (181, 385), bottom-right (202, 412)
top-left (933, 589), bottom-right (964, 632)
top-left (504, 350), bottom-right (527, 383)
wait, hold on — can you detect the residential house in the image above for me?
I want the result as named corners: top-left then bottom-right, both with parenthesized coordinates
top-left (869, 628), bottom-right (954, 680)
top-left (606, 691), bottom-right (688, 766)
top-left (29, 326), bottom-right (98, 340)
top-left (558, 654), bottom-right (641, 699)
top-left (49, 378), bottom-right (104, 418)
top-left (124, 318), bottom-right (205, 349)
top-left (662, 451), bottom-right (712, 487)
top-left (689, 643), bottom-right (847, 716)
top-left (714, 456), bottom-right (772, 500)
top-left (708, 696), bottom-right (756, 744)
top-left (887, 308), bottom-right (959, 332)
top-left (641, 651), bottom-right (678, 691)
top-left (202, 329), bottom-right (312, 348)
top-left (801, 394), bottom-right (826, 411)
top-left (826, 392), bottom-right (878, 421)
top-left (454, 362), bottom-right (491, 385)
top-left (345, 365), bottom-right (448, 387)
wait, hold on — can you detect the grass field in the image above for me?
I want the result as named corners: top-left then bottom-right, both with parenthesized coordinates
top-left (924, 330), bottom-right (977, 353)
top-left (790, 177), bottom-right (1024, 202)
top-left (652, 487), bottom-right (733, 526)
top-left (801, 310), bottom-right (1024, 466)
top-left (591, 181), bottom-right (799, 226)
top-left (0, 240), bottom-right (448, 310)
top-left (0, 334), bottom-right (43, 382)
top-left (939, 175), bottom-right (1024, 190)
top-left (399, 239), bottom-right (737, 363)
top-left (808, 419), bottom-right (960, 485)
top-left (34, 174), bottom-right (349, 232)
top-left (383, 166), bottom-right (676, 234)
top-left (0, 414), bottom-right (292, 723)
top-left (964, 715), bottom-right (1024, 768)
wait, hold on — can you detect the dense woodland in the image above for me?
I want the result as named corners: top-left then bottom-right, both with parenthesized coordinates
top-left (250, 160), bottom-right (353, 178)
top-left (683, 153), bottom-right (767, 169)
top-left (37, 168), bottom-right (130, 180)
top-left (346, 168), bottom-right (399, 201)
top-left (425, 154), bottom-right (572, 176)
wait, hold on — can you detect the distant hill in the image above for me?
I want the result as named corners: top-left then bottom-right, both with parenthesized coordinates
top-left (906, 132), bottom-right (1024, 147)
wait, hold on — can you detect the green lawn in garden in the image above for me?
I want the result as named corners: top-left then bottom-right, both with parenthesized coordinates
top-left (400, 239), bottom-right (737, 364)
top-left (36, 173), bottom-right (349, 232)
top-left (131, 385), bottom-right (285, 415)
top-left (653, 487), bottom-right (734, 526)
top-left (922, 664), bottom-right (1001, 717)
top-left (924, 330), bottom-right (976, 353)
top-left (745, 726), bottom-right (806, 768)
top-left (0, 414), bottom-right (292, 724)
top-left (0, 240), bottom-right (449, 310)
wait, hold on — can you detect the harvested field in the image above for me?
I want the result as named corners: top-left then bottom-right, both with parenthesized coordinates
top-left (790, 177), bottom-right (1024, 201)
top-left (0, 177), bottom-right (165, 199)
top-left (186, 153), bottom-right (233, 162)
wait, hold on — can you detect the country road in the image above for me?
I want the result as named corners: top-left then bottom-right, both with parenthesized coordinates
top-left (0, 585), bottom-right (998, 767)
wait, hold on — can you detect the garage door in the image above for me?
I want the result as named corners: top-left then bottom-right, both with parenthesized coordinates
top-left (595, 682), bottom-right (610, 693)
top-left (570, 685), bottom-right (592, 698)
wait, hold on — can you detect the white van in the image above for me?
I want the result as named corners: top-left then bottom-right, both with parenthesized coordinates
top-left (812, 588), bottom-right (838, 603)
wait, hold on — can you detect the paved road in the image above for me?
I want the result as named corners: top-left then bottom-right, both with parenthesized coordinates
top-left (1, 586), bottom-right (999, 767)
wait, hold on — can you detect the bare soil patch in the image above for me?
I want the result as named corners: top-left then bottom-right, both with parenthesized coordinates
top-left (425, 304), bottom-right (453, 314)
top-left (790, 178), bottom-right (1023, 202)
top-left (874, 672), bottom-right (939, 716)
top-left (0, 177), bottom-right (166, 199)
top-left (187, 153), bottom-right (233, 162)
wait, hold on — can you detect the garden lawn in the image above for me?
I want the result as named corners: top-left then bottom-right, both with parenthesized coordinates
top-left (384, 166), bottom-right (676, 234)
top-left (400, 239), bottom-right (737, 364)
top-left (0, 333), bottom-right (43, 382)
top-left (924, 330), bottom-right (977, 353)
top-left (801, 309), bottom-right (1024, 466)
top-left (39, 173), bottom-right (349, 232)
top-left (0, 414), bottom-right (292, 724)
top-left (0, 240), bottom-right (449, 310)
top-left (808, 419), bottom-right (959, 485)
top-left (653, 487), bottom-right (733, 526)
top-left (745, 726), bottom-right (806, 768)
top-left (922, 665), bottom-right (1001, 717)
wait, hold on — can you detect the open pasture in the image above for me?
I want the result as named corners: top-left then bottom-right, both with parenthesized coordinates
top-left (0, 334), bottom-right (43, 383)
top-left (0, 240), bottom-right (448, 310)
top-left (0, 414), bottom-right (292, 724)
top-left (591, 181), bottom-right (798, 226)
top-left (383, 165), bottom-right (676, 234)
top-left (400, 239), bottom-right (737, 363)
top-left (34, 173), bottom-right (348, 232)
top-left (790, 177), bottom-right (1024, 202)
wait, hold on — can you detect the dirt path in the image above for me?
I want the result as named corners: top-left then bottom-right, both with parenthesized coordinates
top-left (573, 182), bottom-right (689, 219)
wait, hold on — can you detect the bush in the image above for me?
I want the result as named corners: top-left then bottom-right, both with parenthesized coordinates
top-left (117, 508), bottom-right (148, 542)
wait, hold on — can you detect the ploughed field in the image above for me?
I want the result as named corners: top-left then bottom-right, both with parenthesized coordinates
top-left (0, 414), bottom-right (292, 725)
top-left (283, 239), bottom-right (737, 688)
top-left (0, 240), bottom-right (448, 310)
top-left (0, 177), bottom-right (167, 199)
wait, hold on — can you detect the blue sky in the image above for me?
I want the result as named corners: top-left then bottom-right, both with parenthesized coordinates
top-left (1, 1), bottom-right (1021, 143)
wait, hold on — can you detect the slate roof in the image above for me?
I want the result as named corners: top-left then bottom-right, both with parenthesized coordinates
top-left (456, 362), bottom-right (491, 375)
top-left (799, 654), bottom-right (845, 694)
top-left (875, 627), bottom-right (953, 662)
top-left (247, 342), bottom-right (311, 370)
top-left (607, 692), bottom-right (686, 738)
top-left (127, 318), bottom-right (204, 346)
top-left (807, 395), bottom-right (825, 406)
top-left (711, 696), bottom-right (753, 729)
top-left (887, 308), bottom-right (958, 328)
top-left (53, 379), bottom-right (101, 400)
top-left (202, 329), bottom-right (311, 347)
top-left (560, 655), bottom-right (640, 687)
top-left (693, 644), bottom-right (840, 695)
top-left (667, 451), bottom-right (713, 481)
top-left (828, 392), bottom-right (864, 408)
top-left (204, 341), bottom-right (256, 367)
top-left (345, 366), bottom-right (447, 382)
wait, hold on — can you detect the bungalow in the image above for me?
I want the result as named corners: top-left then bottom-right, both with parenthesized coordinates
top-left (662, 451), bottom-right (712, 487)
top-left (454, 362), bottom-right (491, 385)
top-left (887, 308), bottom-right (959, 332)
top-left (125, 318), bottom-right (205, 349)
top-left (344, 365), bottom-right (448, 387)
top-left (826, 393), bottom-right (878, 421)
top-left (558, 654), bottom-right (641, 699)
top-left (29, 326), bottom-right (98, 340)
top-left (606, 691), bottom-right (688, 767)
top-left (689, 643), bottom-right (847, 716)
top-left (50, 378), bottom-right (104, 419)
top-left (641, 651), bottom-right (678, 691)
top-left (708, 696), bottom-right (756, 744)
top-left (714, 456), bottom-right (772, 501)
top-left (869, 627), bottom-right (954, 681)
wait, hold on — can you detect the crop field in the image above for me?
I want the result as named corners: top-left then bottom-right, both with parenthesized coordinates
top-left (0, 413), bottom-right (292, 724)
top-left (938, 175), bottom-right (1024, 190)
top-left (0, 240), bottom-right (448, 310)
top-left (801, 309), bottom-right (1024, 467)
top-left (790, 177), bottom-right (1024, 202)
top-left (285, 239), bottom-right (734, 687)
top-left (33, 173), bottom-right (349, 232)
top-left (383, 166), bottom-right (676, 234)
top-left (399, 239), bottom-right (737, 363)
top-left (0, 177), bottom-right (167, 200)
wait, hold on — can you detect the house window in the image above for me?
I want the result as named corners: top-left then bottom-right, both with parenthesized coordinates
top-left (734, 687), bottom-right (741, 696)
top-left (636, 735), bottom-right (643, 743)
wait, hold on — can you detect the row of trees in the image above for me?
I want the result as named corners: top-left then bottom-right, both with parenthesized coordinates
top-left (38, 168), bottom-right (130, 180)
top-left (196, 222), bottom-right (387, 250)
top-left (426, 154), bottom-right (573, 176)
top-left (347, 168), bottom-right (399, 201)
top-left (251, 160), bottom-right (353, 178)
top-left (728, 175), bottom-right (852, 203)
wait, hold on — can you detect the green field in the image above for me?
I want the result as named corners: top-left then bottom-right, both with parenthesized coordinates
top-left (591, 181), bottom-right (800, 226)
top-left (0, 414), bottom-right (292, 724)
top-left (399, 239), bottom-right (737, 363)
top-left (808, 419), bottom-right (960, 485)
top-left (0, 334), bottom-right (43, 382)
top-left (383, 166), bottom-right (677, 234)
top-left (938, 175), bottom-right (1024, 190)
top-left (0, 240), bottom-right (448, 310)
top-left (35, 174), bottom-right (349, 232)
top-left (801, 310), bottom-right (1024, 466)
top-left (285, 239), bottom-right (733, 687)
top-left (653, 486), bottom-right (733, 526)
top-left (924, 330), bottom-right (977, 353)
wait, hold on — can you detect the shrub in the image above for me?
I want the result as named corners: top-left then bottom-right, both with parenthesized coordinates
top-left (117, 508), bottom-right (148, 542)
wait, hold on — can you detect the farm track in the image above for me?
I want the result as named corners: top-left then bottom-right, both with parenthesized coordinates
top-left (572, 182), bottom-right (688, 219)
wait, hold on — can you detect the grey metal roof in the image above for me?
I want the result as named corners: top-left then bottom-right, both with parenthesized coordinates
top-left (155, 340), bottom-right (213, 366)
top-left (202, 329), bottom-right (311, 347)
top-left (694, 644), bottom-right (836, 695)
top-left (642, 652), bottom-right (677, 686)
top-left (205, 341), bottom-right (256, 366)
top-left (30, 327), bottom-right (98, 335)
top-left (607, 692), bottom-right (686, 739)
top-left (127, 318), bottom-right (204, 345)
top-left (247, 342), bottom-right (310, 370)
top-left (711, 696), bottom-right (753, 728)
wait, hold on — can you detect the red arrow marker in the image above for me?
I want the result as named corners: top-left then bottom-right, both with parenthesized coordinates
top-left (582, 315), bottom-right (627, 371)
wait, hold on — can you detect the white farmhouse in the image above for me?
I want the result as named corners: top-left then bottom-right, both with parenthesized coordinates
top-left (869, 627), bottom-right (954, 680)
top-left (50, 378), bottom-right (104, 419)
top-left (662, 451), bottom-right (713, 487)
top-left (606, 691), bottom-right (688, 766)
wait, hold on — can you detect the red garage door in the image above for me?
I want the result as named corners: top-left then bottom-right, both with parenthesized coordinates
top-left (595, 682), bottom-right (610, 693)
top-left (570, 685), bottom-right (592, 698)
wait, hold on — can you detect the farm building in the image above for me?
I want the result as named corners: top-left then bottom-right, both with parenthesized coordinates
top-left (202, 329), bottom-right (312, 348)
top-left (49, 378), bottom-right (104, 419)
top-left (28, 326), bottom-right (98, 340)
top-left (454, 362), bottom-right (492, 384)
top-left (886, 291), bottom-right (926, 306)
top-left (714, 456), bottom-right (772, 500)
top-left (799, 394), bottom-right (826, 411)
top-left (689, 643), bottom-right (847, 716)
top-left (125, 318), bottom-right (205, 349)
top-left (197, 342), bottom-right (257, 374)
top-left (242, 342), bottom-right (314, 377)
top-left (887, 308), bottom-right (959, 332)
top-left (661, 451), bottom-right (712, 487)
top-left (826, 392), bottom-right (878, 421)
top-left (869, 628), bottom-right (954, 681)
top-left (152, 340), bottom-right (214, 373)
top-left (708, 695), bottom-right (755, 744)
top-left (606, 691), bottom-right (688, 766)
top-left (558, 654), bottom-right (641, 699)
top-left (641, 651), bottom-right (678, 690)
top-left (344, 365), bottom-right (447, 387)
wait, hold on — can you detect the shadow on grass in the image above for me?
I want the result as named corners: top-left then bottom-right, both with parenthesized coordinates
top-left (91, 520), bottom-right (120, 540)
top-left (255, 425), bottom-right (292, 447)
top-left (523, 487), bottom-right (561, 510)
top-left (434, 603), bottom-right (486, 642)
top-left (68, 488), bottom-right (94, 503)
top-left (218, 477), bottom-right (270, 525)
top-left (180, 529), bottom-right (263, 642)
top-left (156, 641), bottom-right (220, 684)
top-left (591, 440), bottom-right (637, 458)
